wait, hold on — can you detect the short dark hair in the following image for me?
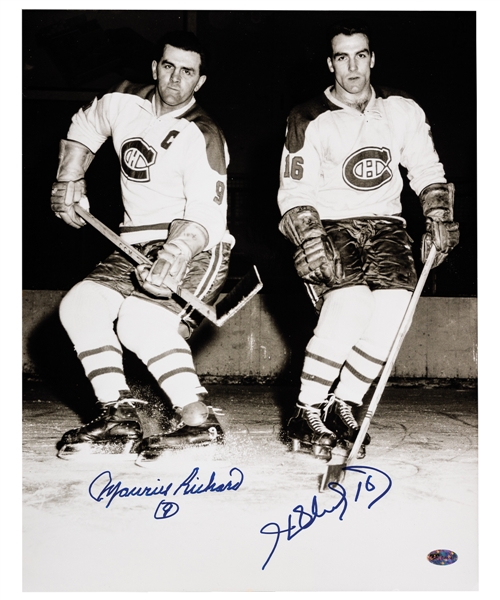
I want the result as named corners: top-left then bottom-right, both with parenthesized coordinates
top-left (156, 31), bottom-right (208, 75)
top-left (327, 19), bottom-right (373, 55)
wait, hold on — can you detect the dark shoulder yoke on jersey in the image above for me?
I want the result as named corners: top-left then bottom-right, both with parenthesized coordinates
top-left (80, 80), bottom-right (155, 112)
top-left (107, 80), bottom-right (156, 100)
top-left (374, 85), bottom-right (416, 102)
top-left (285, 93), bottom-right (340, 154)
top-left (374, 85), bottom-right (431, 125)
top-left (179, 103), bottom-right (227, 176)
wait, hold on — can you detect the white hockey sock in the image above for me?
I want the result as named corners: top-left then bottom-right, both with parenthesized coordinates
top-left (59, 280), bottom-right (129, 403)
top-left (76, 345), bottom-right (127, 404)
top-left (299, 286), bottom-right (374, 406)
top-left (117, 297), bottom-right (202, 408)
top-left (299, 336), bottom-right (343, 405)
top-left (334, 289), bottom-right (412, 405)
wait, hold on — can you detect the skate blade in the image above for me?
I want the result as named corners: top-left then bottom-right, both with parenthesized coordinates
top-left (288, 438), bottom-right (334, 461)
top-left (332, 438), bottom-right (366, 460)
top-left (135, 414), bottom-right (225, 467)
top-left (57, 439), bottom-right (139, 461)
top-left (324, 440), bottom-right (366, 464)
top-left (329, 444), bottom-right (349, 459)
top-left (135, 442), bottom-right (220, 468)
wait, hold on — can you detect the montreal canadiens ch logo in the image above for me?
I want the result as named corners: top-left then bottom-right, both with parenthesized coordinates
top-left (342, 146), bottom-right (393, 191)
top-left (120, 138), bottom-right (157, 182)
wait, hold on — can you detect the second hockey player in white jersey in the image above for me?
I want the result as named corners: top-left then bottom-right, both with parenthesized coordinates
top-left (277, 20), bottom-right (459, 460)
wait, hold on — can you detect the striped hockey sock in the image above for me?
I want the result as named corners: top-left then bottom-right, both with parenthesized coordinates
top-left (334, 343), bottom-right (385, 406)
top-left (298, 336), bottom-right (343, 405)
top-left (77, 344), bottom-right (129, 403)
top-left (146, 344), bottom-right (203, 408)
top-left (59, 280), bottom-right (130, 403)
top-left (299, 286), bottom-right (374, 406)
top-left (117, 297), bottom-right (202, 408)
top-left (334, 289), bottom-right (412, 405)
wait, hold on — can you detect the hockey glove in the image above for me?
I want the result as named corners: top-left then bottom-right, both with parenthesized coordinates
top-left (51, 139), bottom-right (95, 228)
top-left (420, 183), bottom-right (460, 268)
top-left (279, 205), bottom-right (343, 286)
top-left (136, 220), bottom-right (209, 297)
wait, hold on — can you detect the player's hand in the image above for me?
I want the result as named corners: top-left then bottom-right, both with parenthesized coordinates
top-left (294, 235), bottom-right (344, 285)
top-left (419, 183), bottom-right (459, 268)
top-left (279, 205), bottom-right (343, 286)
top-left (135, 264), bottom-right (173, 297)
top-left (50, 180), bottom-right (89, 228)
top-left (421, 219), bottom-right (460, 268)
top-left (135, 240), bottom-right (192, 297)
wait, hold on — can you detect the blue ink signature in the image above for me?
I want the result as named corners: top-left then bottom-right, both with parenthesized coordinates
top-left (173, 467), bottom-right (244, 496)
top-left (88, 467), bottom-right (244, 517)
top-left (88, 471), bottom-right (173, 508)
top-left (260, 466), bottom-right (392, 570)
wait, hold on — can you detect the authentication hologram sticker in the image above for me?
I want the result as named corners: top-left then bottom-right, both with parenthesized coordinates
top-left (427, 549), bottom-right (458, 566)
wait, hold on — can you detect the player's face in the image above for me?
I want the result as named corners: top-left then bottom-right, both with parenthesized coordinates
top-left (152, 45), bottom-right (206, 115)
top-left (327, 33), bottom-right (374, 97)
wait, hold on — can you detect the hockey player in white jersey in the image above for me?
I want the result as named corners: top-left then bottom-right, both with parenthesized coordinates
top-left (277, 20), bottom-right (459, 460)
top-left (51, 31), bottom-right (234, 458)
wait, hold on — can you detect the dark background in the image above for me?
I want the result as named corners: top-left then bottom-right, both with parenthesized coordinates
top-left (23, 10), bottom-right (476, 298)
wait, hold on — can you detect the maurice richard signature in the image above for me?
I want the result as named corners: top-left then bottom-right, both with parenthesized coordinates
top-left (88, 467), bottom-right (244, 518)
top-left (260, 466), bottom-right (392, 570)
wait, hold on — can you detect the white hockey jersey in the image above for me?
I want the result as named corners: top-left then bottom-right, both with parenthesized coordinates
top-left (67, 80), bottom-right (232, 249)
top-left (277, 85), bottom-right (447, 220)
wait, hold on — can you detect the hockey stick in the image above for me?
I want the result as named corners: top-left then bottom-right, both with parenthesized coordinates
top-left (74, 205), bottom-right (263, 327)
top-left (319, 244), bottom-right (438, 492)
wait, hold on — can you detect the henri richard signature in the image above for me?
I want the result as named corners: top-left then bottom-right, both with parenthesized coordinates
top-left (260, 466), bottom-right (392, 570)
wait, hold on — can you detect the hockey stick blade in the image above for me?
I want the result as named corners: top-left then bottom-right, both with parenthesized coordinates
top-left (74, 205), bottom-right (262, 327)
top-left (214, 266), bottom-right (262, 326)
top-left (319, 244), bottom-right (438, 492)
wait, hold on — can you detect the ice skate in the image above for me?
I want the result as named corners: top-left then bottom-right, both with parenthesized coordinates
top-left (326, 395), bottom-right (371, 459)
top-left (287, 401), bottom-right (338, 460)
top-left (57, 391), bottom-right (147, 459)
top-left (135, 402), bottom-right (225, 464)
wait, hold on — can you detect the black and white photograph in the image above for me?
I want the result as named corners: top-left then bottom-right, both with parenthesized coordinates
top-left (7, 2), bottom-right (492, 594)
